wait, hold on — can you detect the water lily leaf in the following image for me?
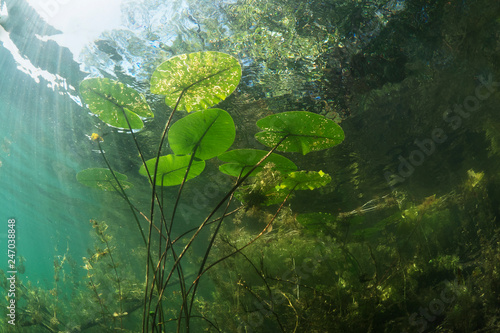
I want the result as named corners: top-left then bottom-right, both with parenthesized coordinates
top-left (169, 108), bottom-right (235, 160)
top-left (278, 170), bottom-right (331, 190)
top-left (139, 154), bottom-right (205, 186)
top-left (218, 149), bottom-right (297, 177)
top-left (80, 78), bottom-right (153, 130)
top-left (76, 168), bottom-right (133, 191)
top-left (150, 51), bottom-right (241, 112)
top-left (255, 111), bottom-right (345, 155)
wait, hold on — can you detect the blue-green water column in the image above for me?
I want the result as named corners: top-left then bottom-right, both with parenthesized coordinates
top-left (0, 0), bottom-right (104, 286)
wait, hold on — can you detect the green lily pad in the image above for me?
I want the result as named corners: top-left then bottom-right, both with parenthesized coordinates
top-left (80, 78), bottom-right (153, 130)
top-left (150, 51), bottom-right (241, 112)
top-left (218, 149), bottom-right (297, 177)
top-left (139, 154), bottom-right (205, 186)
top-left (255, 111), bottom-right (345, 155)
top-left (278, 170), bottom-right (331, 190)
top-left (168, 108), bottom-right (235, 160)
top-left (76, 168), bottom-right (133, 191)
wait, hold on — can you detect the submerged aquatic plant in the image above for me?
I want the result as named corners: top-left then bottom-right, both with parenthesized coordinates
top-left (4, 1), bottom-right (500, 331)
top-left (74, 50), bottom-right (344, 332)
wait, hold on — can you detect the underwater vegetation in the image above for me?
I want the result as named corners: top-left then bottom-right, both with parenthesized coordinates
top-left (0, 50), bottom-right (342, 332)
top-left (2, 0), bottom-right (500, 332)
top-left (73, 50), bottom-right (345, 332)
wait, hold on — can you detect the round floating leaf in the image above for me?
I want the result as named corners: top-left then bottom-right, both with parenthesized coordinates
top-left (139, 154), bottom-right (205, 186)
top-left (80, 78), bottom-right (153, 130)
top-left (76, 168), bottom-right (133, 191)
top-left (278, 170), bottom-right (331, 190)
top-left (255, 111), bottom-right (345, 155)
top-left (150, 51), bottom-right (242, 112)
top-left (218, 149), bottom-right (297, 177)
top-left (168, 108), bottom-right (235, 160)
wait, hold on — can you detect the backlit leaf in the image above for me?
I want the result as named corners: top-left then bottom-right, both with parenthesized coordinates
top-left (80, 78), bottom-right (153, 130)
top-left (151, 51), bottom-right (241, 112)
top-left (77, 168), bottom-right (133, 191)
top-left (169, 108), bottom-right (235, 160)
top-left (139, 155), bottom-right (205, 186)
top-left (255, 111), bottom-right (344, 155)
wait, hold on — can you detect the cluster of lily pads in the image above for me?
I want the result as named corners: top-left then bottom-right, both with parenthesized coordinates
top-left (76, 51), bottom-right (344, 201)
top-left (75, 51), bottom-right (345, 330)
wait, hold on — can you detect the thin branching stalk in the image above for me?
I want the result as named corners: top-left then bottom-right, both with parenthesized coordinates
top-left (83, 258), bottom-right (109, 327)
top-left (95, 140), bottom-right (148, 246)
top-left (186, 187), bottom-right (235, 321)
top-left (157, 116), bottom-right (223, 332)
top-left (155, 137), bottom-right (287, 319)
top-left (154, 137), bottom-right (289, 331)
top-left (194, 185), bottom-right (296, 286)
top-left (101, 226), bottom-right (124, 329)
top-left (144, 89), bottom-right (186, 332)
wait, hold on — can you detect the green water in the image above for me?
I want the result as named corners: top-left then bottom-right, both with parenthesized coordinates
top-left (0, 50), bottom-right (93, 283)
top-left (1, 0), bottom-right (500, 332)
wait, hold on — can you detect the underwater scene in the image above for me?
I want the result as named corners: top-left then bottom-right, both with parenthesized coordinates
top-left (1, 0), bottom-right (500, 332)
